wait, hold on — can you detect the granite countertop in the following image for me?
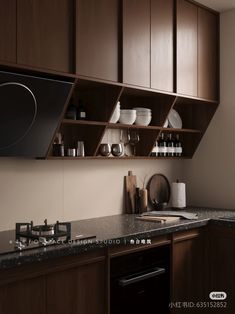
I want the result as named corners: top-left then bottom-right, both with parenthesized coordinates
top-left (0, 207), bottom-right (235, 270)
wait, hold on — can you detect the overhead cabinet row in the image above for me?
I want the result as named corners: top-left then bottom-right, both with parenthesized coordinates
top-left (0, 0), bottom-right (219, 101)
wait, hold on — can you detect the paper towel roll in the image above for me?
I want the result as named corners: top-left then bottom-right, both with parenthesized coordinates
top-left (172, 182), bottom-right (186, 208)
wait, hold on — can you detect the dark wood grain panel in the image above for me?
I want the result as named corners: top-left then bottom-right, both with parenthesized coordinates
top-left (17, 0), bottom-right (73, 73)
top-left (151, 0), bottom-right (174, 92)
top-left (0, 0), bottom-right (16, 63)
top-left (209, 226), bottom-right (235, 314)
top-left (198, 8), bottom-right (219, 101)
top-left (176, 0), bottom-right (198, 97)
top-left (47, 260), bottom-right (105, 314)
top-left (172, 229), bottom-right (206, 313)
top-left (76, 0), bottom-right (119, 81)
top-left (0, 276), bottom-right (45, 314)
top-left (123, 0), bottom-right (150, 87)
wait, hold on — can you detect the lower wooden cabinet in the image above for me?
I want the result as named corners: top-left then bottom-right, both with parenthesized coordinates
top-left (0, 252), bottom-right (106, 314)
top-left (47, 259), bottom-right (106, 314)
top-left (0, 276), bottom-right (46, 314)
top-left (171, 228), bottom-right (206, 313)
top-left (209, 225), bottom-right (235, 314)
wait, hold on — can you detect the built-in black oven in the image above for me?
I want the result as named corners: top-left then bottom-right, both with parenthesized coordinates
top-left (110, 244), bottom-right (170, 314)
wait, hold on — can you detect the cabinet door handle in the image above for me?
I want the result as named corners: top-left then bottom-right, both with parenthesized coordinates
top-left (118, 267), bottom-right (165, 287)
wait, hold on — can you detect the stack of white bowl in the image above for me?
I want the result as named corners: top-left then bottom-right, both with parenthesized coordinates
top-left (119, 109), bottom-right (136, 125)
top-left (110, 101), bottom-right (121, 123)
top-left (133, 107), bottom-right (152, 126)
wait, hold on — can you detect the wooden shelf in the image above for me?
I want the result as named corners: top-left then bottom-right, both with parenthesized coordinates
top-left (62, 119), bottom-right (107, 126)
top-left (62, 119), bottom-right (201, 133)
top-left (47, 76), bottom-right (218, 160)
top-left (161, 127), bottom-right (202, 134)
top-left (48, 156), bottom-right (191, 160)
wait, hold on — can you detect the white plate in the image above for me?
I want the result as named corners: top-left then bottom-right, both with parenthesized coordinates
top-left (168, 109), bottom-right (182, 129)
top-left (163, 119), bottom-right (168, 128)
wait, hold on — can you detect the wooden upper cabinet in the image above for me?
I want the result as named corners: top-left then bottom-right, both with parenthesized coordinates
top-left (198, 8), bottom-right (219, 101)
top-left (0, 0), bottom-right (16, 63)
top-left (17, 0), bottom-right (73, 73)
top-left (76, 0), bottom-right (119, 81)
top-left (177, 0), bottom-right (198, 97)
top-left (123, 0), bottom-right (150, 87)
top-left (151, 0), bottom-right (174, 92)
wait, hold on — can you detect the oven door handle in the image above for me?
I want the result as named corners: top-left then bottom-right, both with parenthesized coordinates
top-left (118, 267), bottom-right (165, 287)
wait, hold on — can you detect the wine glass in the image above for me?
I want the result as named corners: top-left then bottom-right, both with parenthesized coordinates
top-left (120, 129), bottom-right (128, 156)
top-left (128, 129), bottom-right (140, 156)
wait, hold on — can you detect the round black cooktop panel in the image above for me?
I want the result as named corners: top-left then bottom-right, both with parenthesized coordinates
top-left (0, 82), bottom-right (37, 149)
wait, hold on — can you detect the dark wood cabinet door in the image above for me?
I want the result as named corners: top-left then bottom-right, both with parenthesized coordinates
top-left (172, 229), bottom-right (206, 313)
top-left (17, 0), bottom-right (73, 73)
top-left (151, 0), bottom-right (174, 92)
top-left (76, 0), bottom-right (118, 81)
top-left (0, 276), bottom-right (45, 314)
top-left (123, 0), bottom-right (150, 87)
top-left (198, 8), bottom-right (219, 101)
top-left (209, 226), bottom-right (235, 313)
top-left (0, 0), bottom-right (16, 63)
top-left (176, 0), bottom-right (197, 97)
top-left (47, 260), bottom-right (106, 314)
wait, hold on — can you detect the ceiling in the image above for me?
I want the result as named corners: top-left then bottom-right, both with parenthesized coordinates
top-left (196, 0), bottom-right (235, 12)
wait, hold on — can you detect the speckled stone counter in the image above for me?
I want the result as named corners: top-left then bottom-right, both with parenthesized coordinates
top-left (1, 207), bottom-right (235, 270)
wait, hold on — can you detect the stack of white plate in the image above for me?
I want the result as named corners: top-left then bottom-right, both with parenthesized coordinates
top-left (133, 107), bottom-right (152, 126)
top-left (110, 101), bottom-right (120, 123)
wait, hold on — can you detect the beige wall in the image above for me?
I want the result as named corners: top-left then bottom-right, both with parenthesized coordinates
top-left (183, 10), bottom-right (235, 209)
top-left (0, 158), bottom-right (182, 231)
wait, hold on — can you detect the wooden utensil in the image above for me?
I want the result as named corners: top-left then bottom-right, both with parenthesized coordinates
top-left (124, 171), bottom-right (137, 214)
top-left (147, 174), bottom-right (171, 210)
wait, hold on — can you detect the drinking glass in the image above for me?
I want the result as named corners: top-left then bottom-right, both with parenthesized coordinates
top-left (128, 129), bottom-right (140, 156)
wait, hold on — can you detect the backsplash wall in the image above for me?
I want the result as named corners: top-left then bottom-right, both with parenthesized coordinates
top-left (0, 158), bottom-right (183, 231)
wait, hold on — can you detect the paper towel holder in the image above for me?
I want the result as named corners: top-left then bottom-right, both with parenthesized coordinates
top-left (171, 180), bottom-right (186, 209)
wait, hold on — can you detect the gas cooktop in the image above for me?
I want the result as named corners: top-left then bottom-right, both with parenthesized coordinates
top-left (0, 219), bottom-right (96, 255)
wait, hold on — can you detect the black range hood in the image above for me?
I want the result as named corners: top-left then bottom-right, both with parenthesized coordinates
top-left (0, 70), bottom-right (74, 158)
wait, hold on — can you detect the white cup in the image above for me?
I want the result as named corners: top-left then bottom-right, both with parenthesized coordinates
top-left (77, 141), bottom-right (85, 157)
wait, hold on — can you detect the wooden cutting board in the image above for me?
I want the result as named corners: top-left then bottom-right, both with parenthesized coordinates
top-left (136, 216), bottom-right (181, 223)
top-left (124, 171), bottom-right (137, 214)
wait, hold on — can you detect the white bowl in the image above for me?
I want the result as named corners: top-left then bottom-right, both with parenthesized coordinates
top-left (133, 107), bottom-right (152, 113)
top-left (135, 115), bottom-right (152, 126)
top-left (119, 111), bottom-right (136, 125)
top-left (120, 109), bottom-right (136, 114)
top-left (136, 113), bottom-right (152, 117)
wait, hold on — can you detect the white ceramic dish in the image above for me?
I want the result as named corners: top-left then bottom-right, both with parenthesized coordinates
top-left (119, 110), bottom-right (136, 125)
top-left (120, 109), bottom-right (136, 114)
top-left (135, 115), bottom-right (152, 126)
top-left (136, 113), bottom-right (152, 117)
top-left (110, 110), bottom-right (120, 123)
top-left (163, 119), bottom-right (169, 128)
top-left (110, 102), bottom-right (120, 123)
top-left (133, 107), bottom-right (151, 112)
top-left (168, 109), bottom-right (182, 129)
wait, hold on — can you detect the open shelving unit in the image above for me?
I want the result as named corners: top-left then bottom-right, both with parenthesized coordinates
top-left (46, 77), bottom-right (218, 160)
